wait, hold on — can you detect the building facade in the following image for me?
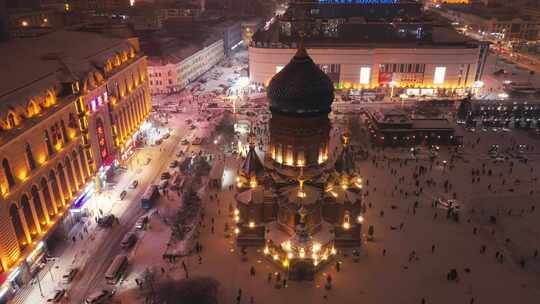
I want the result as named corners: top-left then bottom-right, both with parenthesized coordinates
top-left (249, 2), bottom-right (488, 97)
top-left (0, 30), bottom-right (150, 295)
top-left (250, 45), bottom-right (486, 94)
top-left (148, 38), bottom-right (224, 94)
top-left (437, 5), bottom-right (540, 41)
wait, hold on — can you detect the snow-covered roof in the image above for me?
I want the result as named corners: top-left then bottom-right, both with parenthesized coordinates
top-left (0, 30), bottom-right (134, 102)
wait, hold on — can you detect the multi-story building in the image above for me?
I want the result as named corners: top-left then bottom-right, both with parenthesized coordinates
top-left (71, 0), bottom-right (131, 12)
top-left (0, 29), bottom-right (150, 299)
top-left (249, 1), bottom-right (489, 98)
top-left (147, 37), bottom-right (224, 94)
top-left (130, 2), bottom-right (203, 31)
top-left (220, 20), bottom-right (243, 55)
top-left (436, 4), bottom-right (540, 41)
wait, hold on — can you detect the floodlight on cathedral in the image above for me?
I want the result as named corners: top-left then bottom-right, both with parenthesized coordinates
top-left (237, 131), bottom-right (264, 190)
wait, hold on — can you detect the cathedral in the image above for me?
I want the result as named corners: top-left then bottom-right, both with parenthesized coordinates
top-left (234, 43), bottom-right (363, 280)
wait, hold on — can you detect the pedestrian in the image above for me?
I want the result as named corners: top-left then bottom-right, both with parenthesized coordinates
top-left (161, 267), bottom-right (165, 274)
top-left (72, 236), bottom-right (76, 243)
top-left (250, 266), bottom-right (256, 276)
top-left (335, 261), bottom-right (341, 272)
top-left (198, 255), bottom-right (202, 264)
top-left (431, 244), bottom-right (435, 253)
top-left (250, 296), bottom-right (255, 304)
top-left (267, 272), bottom-right (272, 283)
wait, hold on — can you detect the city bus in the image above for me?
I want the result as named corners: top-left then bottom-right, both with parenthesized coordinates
top-left (104, 255), bottom-right (128, 284)
top-left (141, 185), bottom-right (159, 209)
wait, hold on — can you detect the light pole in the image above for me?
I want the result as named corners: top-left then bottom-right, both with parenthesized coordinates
top-left (389, 81), bottom-right (398, 102)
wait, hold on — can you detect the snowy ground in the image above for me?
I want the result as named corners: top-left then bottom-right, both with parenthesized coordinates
top-left (105, 114), bottom-right (540, 304)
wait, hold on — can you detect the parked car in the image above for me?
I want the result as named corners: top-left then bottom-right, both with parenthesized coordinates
top-left (162, 133), bottom-right (170, 140)
top-left (85, 289), bottom-right (115, 304)
top-left (61, 268), bottom-right (79, 284)
top-left (160, 172), bottom-right (171, 180)
top-left (169, 160), bottom-right (178, 168)
top-left (158, 179), bottom-right (169, 190)
top-left (181, 139), bottom-right (190, 145)
top-left (120, 233), bottom-right (137, 249)
top-left (98, 215), bottom-right (115, 228)
top-left (135, 216), bottom-right (149, 230)
top-left (189, 125), bottom-right (197, 130)
top-left (130, 180), bottom-right (139, 189)
top-left (119, 190), bottom-right (127, 200)
top-left (47, 289), bottom-right (66, 303)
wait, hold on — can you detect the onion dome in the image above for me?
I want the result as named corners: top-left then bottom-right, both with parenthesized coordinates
top-left (267, 42), bottom-right (334, 116)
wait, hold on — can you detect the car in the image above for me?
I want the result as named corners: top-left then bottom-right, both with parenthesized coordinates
top-left (130, 180), bottom-right (139, 189)
top-left (62, 268), bottom-right (79, 284)
top-left (169, 160), bottom-right (178, 168)
top-left (135, 216), bottom-right (149, 230)
top-left (158, 179), bottom-right (169, 190)
top-left (155, 138), bottom-right (163, 145)
top-left (47, 289), bottom-right (66, 302)
top-left (162, 133), bottom-right (170, 140)
top-left (120, 233), bottom-right (137, 249)
top-left (98, 215), bottom-right (115, 228)
top-left (493, 157), bottom-right (505, 163)
top-left (185, 119), bottom-right (192, 124)
top-left (85, 289), bottom-right (115, 304)
top-left (160, 172), bottom-right (171, 180)
top-left (181, 139), bottom-right (190, 145)
top-left (192, 137), bottom-right (202, 145)
top-left (119, 190), bottom-right (127, 200)
top-left (189, 125), bottom-right (197, 130)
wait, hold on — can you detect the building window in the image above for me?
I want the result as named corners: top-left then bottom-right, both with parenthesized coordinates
top-left (60, 120), bottom-right (70, 142)
top-left (26, 143), bottom-right (37, 171)
top-left (7, 113), bottom-right (16, 128)
top-left (434, 67), bottom-right (446, 85)
top-left (359, 67), bottom-right (371, 85)
top-left (44, 130), bottom-right (54, 156)
top-left (2, 158), bottom-right (15, 188)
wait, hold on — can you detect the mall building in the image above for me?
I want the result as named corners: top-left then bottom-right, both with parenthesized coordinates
top-left (0, 29), bottom-right (151, 298)
top-left (249, 1), bottom-right (489, 98)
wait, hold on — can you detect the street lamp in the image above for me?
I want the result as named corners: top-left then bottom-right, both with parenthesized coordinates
top-left (389, 81), bottom-right (398, 101)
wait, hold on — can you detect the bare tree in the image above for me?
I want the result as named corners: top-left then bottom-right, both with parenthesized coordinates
top-left (152, 277), bottom-right (220, 304)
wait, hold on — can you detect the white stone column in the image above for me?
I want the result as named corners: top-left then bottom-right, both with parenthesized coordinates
top-left (54, 172), bottom-right (66, 207)
top-left (45, 181), bottom-right (59, 215)
top-left (62, 166), bottom-right (73, 197)
top-left (27, 198), bottom-right (42, 234)
top-left (36, 190), bottom-right (50, 224)
top-left (16, 205), bottom-right (32, 245)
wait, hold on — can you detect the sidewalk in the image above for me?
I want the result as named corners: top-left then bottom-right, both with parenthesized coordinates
top-left (16, 125), bottom-right (174, 304)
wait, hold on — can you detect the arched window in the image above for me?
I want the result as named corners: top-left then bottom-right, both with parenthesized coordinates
top-left (2, 158), bottom-right (15, 188)
top-left (60, 120), bottom-right (69, 143)
top-left (7, 112), bottom-right (16, 128)
top-left (44, 130), bottom-right (54, 156)
top-left (26, 143), bottom-right (37, 170)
